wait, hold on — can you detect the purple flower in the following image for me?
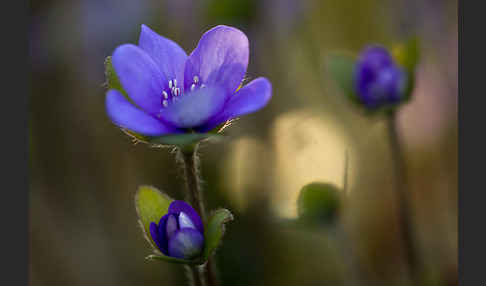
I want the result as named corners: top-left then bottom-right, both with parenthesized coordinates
top-left (105, 25), bottom-right (272, 136)
top-left (150, 200), bottom-right (205, 259)
top-left (355, 46), bottom-right (407, 108)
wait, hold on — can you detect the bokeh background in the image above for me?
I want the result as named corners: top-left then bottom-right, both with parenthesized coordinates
top-left (29, 0), bottom-right (457, 285)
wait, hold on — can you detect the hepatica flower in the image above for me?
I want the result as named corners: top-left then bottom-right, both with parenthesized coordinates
top-left (105, 25), bottom-right (272, 141)
top-left (136, 186), bottom-right (233, 264)
top-left (355, 45), bottom-right (407, 108)
top-left (150, 200), bottom-right (204, 259)
top-left (328, 39), bottom-right (419, 112)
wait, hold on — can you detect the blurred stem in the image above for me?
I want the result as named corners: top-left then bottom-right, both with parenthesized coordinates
top-left (386, 111), bottom-right (420, 285)
top-left (186, 265), bottom-right (203, 286)
top-left (343, 149), bottom-right (349, 195)
top-left (179, 145), bottom-right (219, 286)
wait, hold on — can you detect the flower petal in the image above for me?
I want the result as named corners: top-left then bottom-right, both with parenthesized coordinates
top-left (166, 214), bottom-right (179, 240)
top-left (184, 25), bottom-right (249, 95)
top-left (149, 222), bottom-right (163, 251)
top-left (157, 215), bottom-right (170, 255)
top-left (105, 90), bottom-right (178, 136)
top-left (138, 24), bottom-right (188, 87)
top-left (168, 228), bottom-right (204, 259)
top-left (112, 44), bottom-right (167, 114)
top-left (198, 77), bottom-right (272, 132)
top-left (160, 86), bottom-right (227, 129)
top-left (168, 201), bottom-right (204, 233)
top-left (178, 212), bottom-right (197, 230)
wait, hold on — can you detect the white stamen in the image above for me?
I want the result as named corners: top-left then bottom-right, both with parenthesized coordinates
top-left (169, 80), bottom-right (173, 89)
top-left (191, 84), bottom-right (196, 91)
top-left (193, 76), bottom-right (199, 83)
top-left (162, 100), bottom-right (168, 107)
top-left (162, 91), bottom-right (168, 99)
top-left (173, 79), bottom-right (177, 87)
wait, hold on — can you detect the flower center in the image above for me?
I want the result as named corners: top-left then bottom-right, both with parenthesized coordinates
top-left (160, 76), bottom-right (206, 109)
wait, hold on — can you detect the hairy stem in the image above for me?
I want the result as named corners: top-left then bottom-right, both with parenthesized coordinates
top-left (179, 145), bottom-right (219, 286)
top-left (386, 111), bottom-right (421, 285)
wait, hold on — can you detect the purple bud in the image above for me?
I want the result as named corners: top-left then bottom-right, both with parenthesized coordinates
top-left (150, 201), bottom-right (204, 259)
top-left (355, 45), bottom-right (406, 108)
top-left (168, 228), bottom-right (204, 259)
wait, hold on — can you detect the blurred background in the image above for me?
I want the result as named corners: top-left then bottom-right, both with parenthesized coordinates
top-left (29, 0), bottom-right (457, 285)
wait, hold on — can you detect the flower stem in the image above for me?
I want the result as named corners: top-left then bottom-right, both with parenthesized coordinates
top-left (179, 145), bottom-right (219, 286)
top-left (386, 111), bottom-right (421, 285)
top-left (343, 149), bottom-right (349, 195)
top-left (185, 265), bottom-right (203, 286)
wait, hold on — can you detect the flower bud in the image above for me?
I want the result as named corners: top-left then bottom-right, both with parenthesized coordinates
top-left (355, 46), bottom-right (407, 108)
top-left (149, 200), bottom-right (204, 259)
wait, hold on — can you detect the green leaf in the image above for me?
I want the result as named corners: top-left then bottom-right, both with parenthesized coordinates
top-left (326, 53), bottom-right (359, 104)
top-left (135, 185), bottom-right (173, 249)
top-left (149, 133), bottom-right (224, 150)
top-left (104, 57), bottom-right (128, 97)
top-left (297, 183), bottom-right (341, 225)
top-left (203, 208), bottom-right (234, 259)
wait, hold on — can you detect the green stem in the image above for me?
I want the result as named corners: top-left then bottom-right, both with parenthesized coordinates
top-left (386, 111), bottom-right (421, 285)
top-left (179, 145), bottom-right (219, 286)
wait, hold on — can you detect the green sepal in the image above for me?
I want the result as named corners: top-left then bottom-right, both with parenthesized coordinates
top-left (145, 254), bottom-right (204, 265)
top-left (392, 36), bottom-right (420, 73)
top-left (326, 53), bottom-right (359, 105)
top-left (202, 208), bottom-right (234, 259)
top-left (135, 186), bottom-right (173, 250)
top-left (392, 36), bottom-right (420, 102)
top-left (104, 56), bottom-right (129, 99)
top-left (149, 133), bottom-right (224, 151)
top-left (297, 183), bottom-right (341, 225)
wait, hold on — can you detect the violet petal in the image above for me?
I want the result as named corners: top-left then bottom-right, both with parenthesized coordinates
top-left (105, 90), bottom-right (178, 136)
top-left (168, 201), bottom-right (204, 233)
top-left (112, 44), bottom-right (167, 115)
top-left (184, 25), bottom-right (249, 95)
top-left (178, 212), bottom-right (197, 230)
top-left (159, 86), bottom-right (226, 129)
top-left (198, 77), bottom-right (272, 132)
top-left (166, 214), bottom-right (179, 240)
top-left (168, 228), bottom-right (204, 259)
top-left (157, 214), bottom-right (170, 255)
top-left (149, 222), bottom-right (163, 251)
top-left (138, 24), bottom-right (188, 88)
